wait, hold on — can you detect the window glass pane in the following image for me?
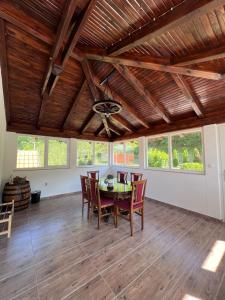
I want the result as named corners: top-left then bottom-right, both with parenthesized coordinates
top-left (113, 143), bottom-right (124, 165)
top-left (48, 139), bottom-right (68, 166)
top-left (77, 141), bottom-right (93, 166)
top-left (148, 136), bottom-right (169, 168)
top-left (125, 140), bottom-right (139, 166)
top-left (95, 142), bottom-right (108, 165)
top-left (17, 135), bottom-right (45, 168)
top-left (172, 131), bottom-right (204, 172)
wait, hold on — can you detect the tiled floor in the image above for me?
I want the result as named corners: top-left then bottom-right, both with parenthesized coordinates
top-left (0, 194), bottom-right (225, 300)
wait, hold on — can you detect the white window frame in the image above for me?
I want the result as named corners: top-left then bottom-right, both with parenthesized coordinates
top-left (112, 139), bottom-right (140, 168)
top-left (15, 134), bottom-right (70, 171)
top-left (145, 128), bottom-right (205, 175)
top-left (76, 140), bottom-right (110, 167)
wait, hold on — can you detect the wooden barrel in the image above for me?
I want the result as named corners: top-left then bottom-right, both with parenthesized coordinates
top-left (3, 181), bottom-right (31, 211)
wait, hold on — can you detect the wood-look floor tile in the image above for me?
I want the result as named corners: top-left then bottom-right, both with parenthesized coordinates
top-left (12, 287), bottom-right (39, 300)
top-left (64, 275), bottom-right (115, 300)
top-left (37, 257), bottom-right (98, 300)
top-left (118, 219), bottom-right (220, 300)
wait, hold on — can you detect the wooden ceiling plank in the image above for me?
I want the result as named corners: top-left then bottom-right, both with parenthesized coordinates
top-left (62, 80), bottom-right (87, 129)
top-left (107, 0), bottom-right (225, 56)
top-left (92, 75), bottom-right (150, 129)
top-left (81, 59), bottom-right (111, 138)
top-left (85, 53), bottom-right (222, 80)
top-left (37, 92), bottom-right (48, 128)
top-left (0, 19), bottom-right (10, 123)
top-left (114, 64), bottom-right (172, 123)
top-left (173, 45), bottom-right (225, 66)
top-left (110, 114), bottom-right (135, 132)
top-left (79, 110), bottom-right (95, 134)
top-left (41, 0), bottom-right (78, 96)
top-left (171, 74), bottom-right (204, 117)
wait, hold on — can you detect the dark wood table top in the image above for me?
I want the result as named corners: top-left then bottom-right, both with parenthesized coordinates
top-left (99, 178), bottom-right (132, 194)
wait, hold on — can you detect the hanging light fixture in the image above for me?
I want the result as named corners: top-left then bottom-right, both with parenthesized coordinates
top-left (92, 79), bottom-right (122, 117)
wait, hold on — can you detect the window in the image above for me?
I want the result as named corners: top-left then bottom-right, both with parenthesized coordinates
top-left (146, 129), bottom-right (204, 173)
top-left (171, 131), bottom-right (204, 172)
top-left (126, 140), bottom-right (139, 166)
top-left (95, 142), bottom-right (108, 165)
top-left (113, 140), bottom-right (140, 166)
top-left (77, 141), bottom-right (93, 166)
top-left (113, 142), bottom-right (125, 165)
top-left (147, 136), bottom-right (169, 168)
top-left (48, 139), bottom-right (68, 167)
top-left (17, 135), bottom-right (45, 169)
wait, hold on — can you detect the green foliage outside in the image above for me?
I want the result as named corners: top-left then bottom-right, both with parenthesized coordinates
top-left (148, 132), bottom-right (204, 172)
top-left (95, 142), bottom-right (108, 165)
top-left (77, 141), bottom-right (93, 166)
top-left (48, 140), bottom-right (67, 166)
top-left (126, 141), bottom-right (139, 166)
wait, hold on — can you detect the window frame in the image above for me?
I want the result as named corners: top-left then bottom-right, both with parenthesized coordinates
top-left (145, 128), bottom-right (205, 175)
top-left (112, 139), bottom-right (140, 168)
top-left (76, 140), bottom-right (110, 167)
top-left (15, 134), bottom-right (70, 171)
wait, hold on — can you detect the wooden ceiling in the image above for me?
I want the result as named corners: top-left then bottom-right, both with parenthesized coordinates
top-left (1, 0), bottom-right (225, 141)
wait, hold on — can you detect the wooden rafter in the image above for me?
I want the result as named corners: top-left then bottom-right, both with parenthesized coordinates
top-left (62, 80), bottom-right (87, 129)
top-left (95, 123), bottom-right (105, 136)
top-left (114, 64), bottom-right (172, 123)
top-left (37, 92), bottom-right (48, 128)
top-left (108, 122), bottom-right (122, 136)
top-left (110, 114), bottom-right (135, 132)
top-left (107, 0), bottom-right (225, 56)
top-left (41, 0), bottom-right (78, 96)
top-left (85, 53), bottom-right (222, 81)
top-left (173, 45), bottom-right (225, 66)
top-left (0, 19), bottom-right (10, 123)
top-left (92, 75), bottom-right (150, 129)
top-left (81, 59), bottom-right (111, 138)
top-left (171, 74), bottom-right (204, 117)
top-left (79, 110), bottom-right (95, 134)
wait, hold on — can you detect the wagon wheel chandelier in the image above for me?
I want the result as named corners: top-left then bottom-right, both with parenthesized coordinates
top-left (92, 79), bottom-right (122, 117)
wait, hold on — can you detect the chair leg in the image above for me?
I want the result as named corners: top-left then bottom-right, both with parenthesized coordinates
top-left (141, 207), bottom-right (144, 230)
top-left (130, 211), bottom-right (133, 236)
top-left (90, 203), bottom-right (94, 222)
top-left (98, 207), bottom-right (101, 229)
top-left (114, 205), bottom-right (118, 228)
top-left (82, 196), bottom-right (84, 218)
top-left (87, 200), bottom-right (90, 220)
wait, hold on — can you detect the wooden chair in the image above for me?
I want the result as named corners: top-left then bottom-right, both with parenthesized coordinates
top-left (117, 171), bottom-right (128, 184)
top-left (130, 172), bottom-right (143, 182)
top-left (80, 175), bottom-right (90, 218)
top-left (0, 201), bottom-right (14, 238)
top-left (114, 180), bottom-right (147, 236)
top-left (87, 178), bottom-right (114, 229)
top-left (87, 171), bottom-right (99, 180)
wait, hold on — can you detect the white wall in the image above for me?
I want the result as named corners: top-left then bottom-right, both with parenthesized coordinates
top-left (110, 125), bottom-right (223, 220)
top-left (0, 74), bottom-right (6, 195)
top-left (2, 133), bottom-right (109, 198)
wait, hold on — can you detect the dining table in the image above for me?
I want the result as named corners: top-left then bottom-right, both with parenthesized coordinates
top-left (99, 178), bottom-right (132, 200)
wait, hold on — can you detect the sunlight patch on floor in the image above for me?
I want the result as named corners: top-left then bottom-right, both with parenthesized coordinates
top-left (182, 294), bottom-right (202, 300)
top-left (202, 240), bottom-right (225, 272)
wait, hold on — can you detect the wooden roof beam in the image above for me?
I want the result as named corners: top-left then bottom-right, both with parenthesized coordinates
top-left (173, 45), bottom-right (225, 66)
top-left (62, 80), bottom-right (87, 129)
top-left (171, 74), bottom-right (204, 117)
top-left (114, 64), bottom-right (172, 124)
top-left (0, 19), bottom-right (10, 124)
top-left (95, 124), bottom-right (105, 136)
top-left (81, 59), bottom-right (111, 138)
top-left (79, 111), bottom-right (95, 134)
top-left (108, 122), bottom-right (123, 136)
top-left (107, 0), bottom-right (225, 56)
top-left (110, 114), bottom-right (135, 132)
top-left (85, 53), bottom-right (223, 81)
top-left (92, 75), bottom-right (150, 129)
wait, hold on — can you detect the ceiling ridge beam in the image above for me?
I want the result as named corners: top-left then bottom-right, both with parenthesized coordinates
top-left (107, 0), bottom-right (225, 56)
top-left (0, 19), bottom-right (10, 124)
top-left (92, 75), bottom-right (150, 129)
top-left (62, 79), bottom-right (87, 129)
top-left (114, 64), bottom-right (172, 124)
top-left (171, 74), bottom-right (204, 117)
top-left (85, 53), bottom-right (223, 81)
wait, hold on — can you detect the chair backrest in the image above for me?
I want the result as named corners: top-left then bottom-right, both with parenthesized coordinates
top-left (87, 171), bottom-right (99, 180)
top-left (117, 171), bottom-right (128, 184)
top-left (86, 178), bottom-right (100, 206)
top-left (131, 173), bottom-right (143, 182)
top-left (80, 175), bottom-right (88, 195)
top-left (131, 180), bottom-right (147, 207)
